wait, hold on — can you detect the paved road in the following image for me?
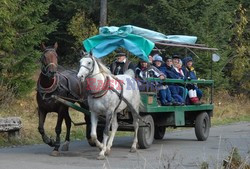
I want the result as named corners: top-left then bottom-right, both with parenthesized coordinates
top-left (0, 122), bottom-right (249, 169)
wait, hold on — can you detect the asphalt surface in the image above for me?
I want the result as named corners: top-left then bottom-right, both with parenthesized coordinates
top-left (0, 122), bottom-right (249, 169)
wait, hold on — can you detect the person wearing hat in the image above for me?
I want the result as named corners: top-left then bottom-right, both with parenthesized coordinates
top-left (183, 56), bottom-right (202, 104)
top-left (172, 54), bottom-right (181, 67)
top-left (172, 57), bottom-right (186, 79)
top-left (164, 56), bottom-right (180, 79)
top-left (135, 59), bottom-right (173, 106)
top-left (110, 50), bottom-right (135, 75)
top-left (153, 55), bottom-right (185, 105)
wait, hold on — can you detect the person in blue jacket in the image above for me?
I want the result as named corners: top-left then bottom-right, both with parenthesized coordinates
top-left (183, 56), bottom-right (202, 104)
top-left (153, 55), bottom-right (184, 105)
top-left (135, 59), bottom-right (173, 106)
top-left (172, 55), bottom-right (186, 79)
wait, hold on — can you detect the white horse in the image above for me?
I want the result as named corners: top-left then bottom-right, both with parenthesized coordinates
top-left (77, 54), bottom-right (141, 160)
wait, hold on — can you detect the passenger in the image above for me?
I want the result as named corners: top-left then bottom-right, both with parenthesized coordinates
top-left (153, 55), bottom-right (185, 105)
top-left (135, 59), bottom-right (173, 106)
top-left (172, 56), bottom-right (185, 79)
top-left (110, 50), bottom-right (135, 75)
top-left (183, 56), bottom-right (202, 104)
top-left (165, 56), bottom-right (180, 79)
top-left (172, 54), bottom-right (181, 68)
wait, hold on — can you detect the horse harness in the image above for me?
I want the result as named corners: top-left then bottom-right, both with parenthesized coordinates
top-left (81, 55), bottom-right (150, 126)
top-left (37, 72), bottom-right (83, 102)
top-left (40, 48), bottom-right (58, 77)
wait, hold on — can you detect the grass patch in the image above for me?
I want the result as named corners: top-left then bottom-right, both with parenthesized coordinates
top-left (212, 90), bottom-right (250, 125)
top-left (212, 115), bottom-right (250, 125)
top-left (0, 91), bottom-right (132, 147)
top-left (0, 90), bottom-right (249, 147)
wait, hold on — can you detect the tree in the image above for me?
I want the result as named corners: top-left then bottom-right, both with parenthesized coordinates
top-left (100, 0), bottom-right (108, 26)
top-left (45, 0), bottom-right (249, 93)
top-left (0, 0), bottom-right (57, 96)
top-left (227, 2), bottom-right (250, 94)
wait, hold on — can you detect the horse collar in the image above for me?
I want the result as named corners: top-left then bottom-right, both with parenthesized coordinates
top-left (37, 73), bottom-right (59, 95)
top-left (90, 76), bottom-right (110, 98)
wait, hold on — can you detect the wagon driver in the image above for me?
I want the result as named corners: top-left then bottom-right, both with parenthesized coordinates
top-left (110, 49), bottom-right (135, 75)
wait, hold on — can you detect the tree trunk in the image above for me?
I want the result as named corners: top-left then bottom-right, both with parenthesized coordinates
top-left (100, 0), bottom-right (107, 26)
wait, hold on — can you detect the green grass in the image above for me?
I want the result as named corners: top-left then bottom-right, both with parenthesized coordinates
top-left (212, 115), bottom-right (250, 126)
top-left (0, 90), bottom-right (249, 147)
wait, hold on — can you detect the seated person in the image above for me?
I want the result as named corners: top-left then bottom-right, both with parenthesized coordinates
top-left (153, 55), bottom-right (185, 105)
top-left (183, 56), bottom-right (203, 104)
top-left (135, 59), bottom-right (173, 106)
top-left (110, 50), bottom-right (135, 75)
top-left (172, 55), bottom-right (186, 79)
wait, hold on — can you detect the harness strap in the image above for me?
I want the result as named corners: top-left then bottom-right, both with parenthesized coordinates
top-left (58, 72), bottom-right (82, 100)
top-left (110, 79), bottom-right (124, 113)
top-left (90, 76), bottom-right (110, 98)
top-left (37, 73), bottom-right (59, 100)
top-left (109, 85), bottom-right (149, 126)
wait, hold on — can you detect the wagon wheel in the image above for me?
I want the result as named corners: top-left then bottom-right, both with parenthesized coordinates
top-left (154, 126), bottom-right (166, 140)
top-left (138, 115), bottom-right (155, 149)
top-left (195, 112), bottom-right (210, 141)
top-left (86, 124), bottom-right (104, 147)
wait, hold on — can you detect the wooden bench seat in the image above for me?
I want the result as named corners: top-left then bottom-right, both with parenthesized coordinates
top-left (0, 117), bottom-right (22, 141)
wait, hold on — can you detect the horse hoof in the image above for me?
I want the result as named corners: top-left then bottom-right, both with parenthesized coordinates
top-left (61, 142), bottom-right (69, 151)
top-left (105, 149), bottom-right (111, 156)
top-left (51, 150), bottom-right (60, 157)
top-left (87, 139), bottom-right (96, 147)
top-left (97, 154), bottom-right (106, 160)
top-left (130, 147), bottom-right (137, 153)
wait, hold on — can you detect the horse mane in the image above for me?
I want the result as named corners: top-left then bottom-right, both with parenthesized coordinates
top-left (95, 58), bottom-right (111, 75)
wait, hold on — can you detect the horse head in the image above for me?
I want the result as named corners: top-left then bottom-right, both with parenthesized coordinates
top-left (77, 52), bottom-right (96, 82)
top-left (40, 42), bottom-right (58, 78)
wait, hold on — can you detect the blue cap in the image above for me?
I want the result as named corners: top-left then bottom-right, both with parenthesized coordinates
top-left (153, 55), bottom-right (163, 62)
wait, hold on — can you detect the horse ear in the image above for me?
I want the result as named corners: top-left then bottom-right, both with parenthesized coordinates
top-left (89, 51), bottom-right (94, 59)
top-left (54, 42), bottom-right (58, 50)
top-left (80, 50), bottom-right (86, 57)
top-left (41, 43), bottom-right (46, 51)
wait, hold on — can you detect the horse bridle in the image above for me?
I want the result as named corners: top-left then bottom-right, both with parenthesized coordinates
top-left (41, 48), bottom-right (58, 77)
top-left (80, 54), bottom-right (104, 79)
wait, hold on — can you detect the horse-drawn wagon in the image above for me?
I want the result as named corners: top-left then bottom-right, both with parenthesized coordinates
top-left (39, 25), bottom-right (219, 158)
top-left (76, 25), bottom-right (218, 149)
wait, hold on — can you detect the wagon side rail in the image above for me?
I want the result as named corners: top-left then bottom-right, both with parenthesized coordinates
top-left (145, 78), bottom-right (214, 85)
top-left (145, 78), bottom-right (214, 104)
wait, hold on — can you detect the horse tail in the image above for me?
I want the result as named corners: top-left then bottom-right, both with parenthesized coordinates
top-left (124, 69), bottom-right (135, 78)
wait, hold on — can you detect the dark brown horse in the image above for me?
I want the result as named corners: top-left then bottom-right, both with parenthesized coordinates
top-left (37, 43), bottom-right (89, 156)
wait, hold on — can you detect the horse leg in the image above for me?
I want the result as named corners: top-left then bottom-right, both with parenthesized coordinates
top-left (51, 111), bottom-right (64, 156)
top-left (97, 113), bottom-right (112, 160)
top-left (61, 111), bottom-right (71, 151)
top-left (106, 113), bottom-right (118, 156)
top-left (90, 112), bottom-right (103, 149)
top-left (130, 112), bottom-right (139, 153)
top-left (38, 109), bottom-right (55, 147)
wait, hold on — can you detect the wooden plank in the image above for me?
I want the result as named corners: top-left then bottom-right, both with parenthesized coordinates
top-left (155, 42), bottom-right (218, 51)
